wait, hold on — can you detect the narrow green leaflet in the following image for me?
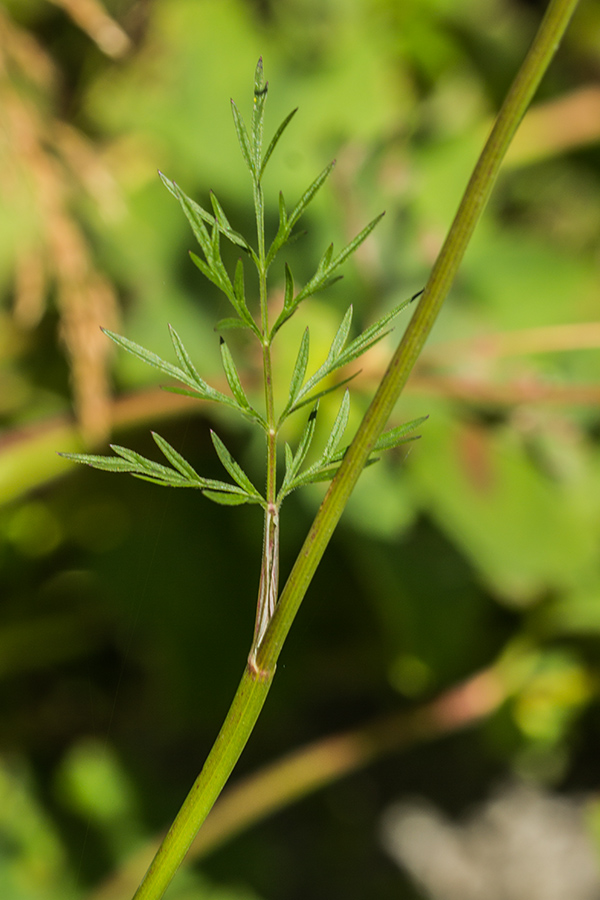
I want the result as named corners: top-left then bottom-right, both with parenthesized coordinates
top-left (209, 192), bottom-right (252, 253)
top-left (333, 294), bottom-right (416, 369)
top-left (265, 162), bottom-right (336, 270)
top-left (210, 431), bottom-right (265, 505)
top-left (280, 393), bottom-right (349, 496)
top-left (188, 250), bottom-right (230, 298)
top-left (371, 415), bottom-right (429, 452)
top-left (292, 212), bottom-right (385, 307)
top-left (219, 339), bottom-right (266, 428)
top-left (288, 306), bottom-right (354, 410)
top-left (283, 263), bottom-right (294, 310)
top-left (285, 327), bottom-right (310, 414)
top-left (162, 177), bottom-right (211, 260)
top-left (265, 190), bottom-right (288, 268)
top-left (277, 406), bottom-right (318, 501)
top-left (219, 339), bottom-right (247, 408)
top-left (151, 432), bottom-right (200, 481)
top-left (59, 452), bottom-right (139, 474)
top-left (251, 57), bottom-right (267, 174)
top-left (231, 99), bottom-right (255, 177)
top-left (215, 317), bottom-right (253, 332)
top-left (288, 371), bottom-right (359, 413)
top-left (232, 258), bottom-right (261, 334)
top-left (260, 108), bottom-right (298, 178)
top-left (278, 404), bottom-right (426, 499)
top-left (102, 328), bottom-right (199, 391)
top-left (281, 292), bottom-right (416, 417)
top-left (270, 207), bottom-right (382, 335)
top-left (168, 324), bottom-right (202, 386)
top-left (287, 161), bottom-right (336, 233)
top-left (202, 490), bottom-right (252, 506)
top-left (320, 390), bottom-right (350, 461)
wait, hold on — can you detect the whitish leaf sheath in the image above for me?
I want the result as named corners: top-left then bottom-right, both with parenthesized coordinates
top-left (249, 502), bottom-right (279, 668)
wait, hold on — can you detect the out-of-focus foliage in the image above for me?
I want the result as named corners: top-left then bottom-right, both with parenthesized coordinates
top-left (1, 1), bottom-right (600, 899)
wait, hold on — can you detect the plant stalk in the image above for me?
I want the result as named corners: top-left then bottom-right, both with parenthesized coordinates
top-left (256, 0), bottom-right (581, 670)
top-left (250, 172), bottom-right (280, 670)
top-left (132, 1), bottom-right (580, 896)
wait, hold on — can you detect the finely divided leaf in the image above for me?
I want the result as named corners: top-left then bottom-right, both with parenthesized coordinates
top-left (293, 212), bottom-right (384, 307)
top-left (282, 393), bottom-right (349, 494)
top-left (103, 327), bottom-right (241, 412)
top-left (61, 432), bottom-right (266, 501)
top-left (271, 209), bottom-right (383, 336)
top-left (61, 444), bottom-right (193, 488)
top-left (333, 294), bottom-right (414, 370)
top-left (265, 163), bottom-right (335, 270)
top-left (281, 291), bottom-right (415, 416)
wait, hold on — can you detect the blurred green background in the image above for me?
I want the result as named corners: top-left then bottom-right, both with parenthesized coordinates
top-left (1, 0), bottom-right (600, 898)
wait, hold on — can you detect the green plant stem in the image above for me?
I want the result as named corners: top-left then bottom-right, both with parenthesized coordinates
top-left (90, 663), bottom-right (508, 900)
top-left (256, 0), bottom-right (581, 670)
top-left (131, 2), bottom-right (580, 897)
top-left (132, 667), bottom-right (274, 900)
top-left (252, 174), bottom-right (280, 663)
